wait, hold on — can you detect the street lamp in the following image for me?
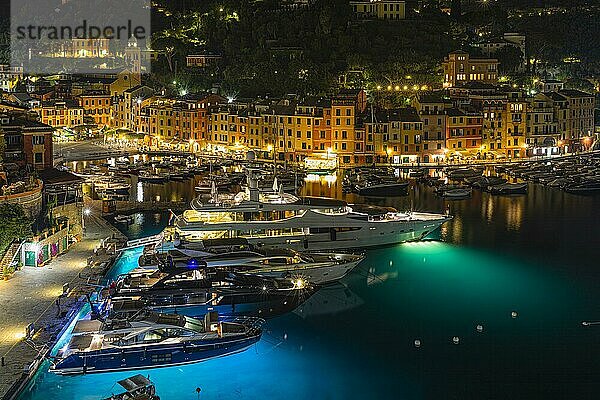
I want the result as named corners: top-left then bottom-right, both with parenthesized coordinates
top-left (82, 208), bottom-right (91, 235)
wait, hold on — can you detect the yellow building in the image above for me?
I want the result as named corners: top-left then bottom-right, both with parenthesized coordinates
top-left (414, 93), bottom-right (451, 163)
top-left (526, 94), bottom-right (560, 156)
top-left (443, 51), bottom-right (499, 88)
top-left (350, 0), bottom-right (406, 20)
top-left (504, 97), bottom-right (528, 158)
top-left (113, 85), bottom-right (154, 131)
top-left (556, 89), bottom-right (595, 149)
top-left (363, 108), bottom-right (425, 164)
top-left (58, 39), bottom-right (110, 58)
top-left (445, 109), bottom-right (483, 159)
top-left (468, 94), bottom-right (507, 158)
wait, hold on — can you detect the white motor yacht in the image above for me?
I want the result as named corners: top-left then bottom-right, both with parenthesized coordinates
top-left (167, 167), bottom-right (452, 251)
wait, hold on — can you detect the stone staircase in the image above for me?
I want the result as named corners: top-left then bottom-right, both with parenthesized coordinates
top-left (1, 241), bottom-right (22, 277)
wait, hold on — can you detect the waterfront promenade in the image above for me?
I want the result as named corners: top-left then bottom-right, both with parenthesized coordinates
top-left (0, 204), bottom-right (126, 399)
top-left (53, 140), bottom-right (139, 164)
top-left (55, 139), bottom-right (598, 169)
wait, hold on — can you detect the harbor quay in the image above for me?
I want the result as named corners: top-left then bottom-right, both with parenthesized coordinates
top-left (0, 206), bottom-right (126, 400)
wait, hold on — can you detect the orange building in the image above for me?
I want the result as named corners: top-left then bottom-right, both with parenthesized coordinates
top-left (77, 91), bottom-right (112, 127)
top-left (445, 108), bottom-right (483, 159)
top-left (34, 100), bottom-right (84, 128)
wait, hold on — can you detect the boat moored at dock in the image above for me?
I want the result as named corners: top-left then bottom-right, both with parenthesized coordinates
top-left (108, 263), bottom-right (317, 318)
top-left (171, 166), bottom-right (451, 251)
top-left (49, 312), bottom-right (262, 375)
top-left (138, 248), bottom-right (365, 285)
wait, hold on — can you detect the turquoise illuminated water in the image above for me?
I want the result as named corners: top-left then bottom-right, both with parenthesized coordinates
top-left (17, 182), bottom-right (600, 399)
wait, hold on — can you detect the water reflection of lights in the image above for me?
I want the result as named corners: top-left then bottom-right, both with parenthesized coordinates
top-left (136, 181), bottom-right (144, 202)
top-left (451, 216), bottom-right (463, 243)
top-left (440, 224), bottom-right (449, 241)
top-left (505, 198), bottom-right (524, 231)
top-left (367, 266), bottom-right (398, 286)
top-left (483, 195), bottom-right (494, 223)
top-left (304, 173), bottom-right (337, 186)
top-left (401, 240), bottom-right (443, 248)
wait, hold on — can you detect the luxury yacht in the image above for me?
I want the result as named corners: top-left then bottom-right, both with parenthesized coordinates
top-left (50, 312), bottom-right (262, 375)
top-left (108, 263), bottom-right (317, 318)
top-left (138, 248), bottom-right (365, 285)
top-left (168, 167), bottom-right (451, 251)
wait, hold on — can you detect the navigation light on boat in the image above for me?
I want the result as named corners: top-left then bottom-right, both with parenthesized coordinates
top-left (294, 278), bottom-right (305, 289)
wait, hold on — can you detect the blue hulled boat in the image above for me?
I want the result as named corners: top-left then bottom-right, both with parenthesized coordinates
top-left (49, 312), bottom-right (262, 375)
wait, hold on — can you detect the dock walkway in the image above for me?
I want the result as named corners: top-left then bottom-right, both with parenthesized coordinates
top-left (0, 203), bottom-right (126, 400)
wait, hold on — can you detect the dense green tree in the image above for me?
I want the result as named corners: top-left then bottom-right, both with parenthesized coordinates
top-left (0, 203), bottom-right (33, 256)
top-left (496, 46), bottom-right (524, 74)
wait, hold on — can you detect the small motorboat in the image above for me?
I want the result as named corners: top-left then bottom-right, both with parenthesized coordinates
top-left (564, 181), bottom-right (600, 195)
top-left (547, 177), bottom-right (573, 188)
top-left (488, 183), bottom-right (528, 195)
top-left (114, 214), bottom-right (134, 224)
top-left (446, 167), bottom-right (483, 180)
top-left (434, 184), bottom-right (465, 195)
top-left (442, 188), bottom-right (472, 199)
top-left (356, 181), bottom-right (409, 197)
top-left (473, 176), bottom-right (507, 190)
top-left (101, 374), bottom-right (160, 400)
top-left (139, 173), bottom-right (167, 184)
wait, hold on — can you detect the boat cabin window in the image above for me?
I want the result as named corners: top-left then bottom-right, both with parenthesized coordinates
top-left (163, 328), bottom-right (196, 337)
top-left (163, 270), bottom-right (204, 285)
top-left (261, 257), bottom-right (289, 265)
top-left (335, 227), bottom-right (361, 232)
top-left (142, 330), bottom-right (164, 342)
top-left (309, 227), bottom-right (330, 234)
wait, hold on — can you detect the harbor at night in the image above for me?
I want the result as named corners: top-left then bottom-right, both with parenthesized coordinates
top-left (1, 1), bottom-right (600, 399)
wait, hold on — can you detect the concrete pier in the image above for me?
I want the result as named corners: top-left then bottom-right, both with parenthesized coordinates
top-left (0, 205), bottom-right (127, 400)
